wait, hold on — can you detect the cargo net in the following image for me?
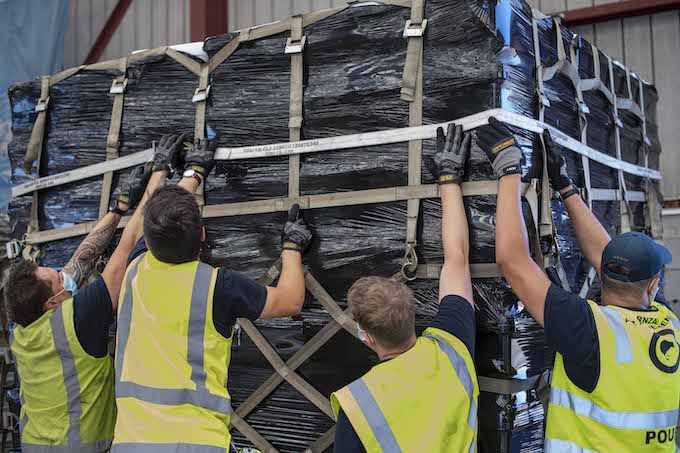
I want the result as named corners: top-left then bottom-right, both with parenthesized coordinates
top-left (5, 0), bottom-right (665, 451)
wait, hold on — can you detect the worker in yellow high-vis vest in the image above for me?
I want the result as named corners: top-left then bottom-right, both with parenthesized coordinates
top-left (480, 117), bottom-right (680, 452)
top-left (6, 135), bottom-right (184, 452)
top-left (331, 123), bottom-right (479, 453)
top-left (111, 137), bottom-right (313, 452)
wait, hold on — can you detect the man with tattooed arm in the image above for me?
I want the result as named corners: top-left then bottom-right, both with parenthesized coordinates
top-left (4, 135), bottom-right (185, 452)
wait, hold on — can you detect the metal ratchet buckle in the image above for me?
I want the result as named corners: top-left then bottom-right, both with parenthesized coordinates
top-left (192, 85), bottom-right (211, 103)
top-left (285, 36), bottom-right (307, 54)
top-left (401, 244), bottom-right (419, 281)
top-left (403, 19), bottom-right (428, 38)
top-left (5, 240), bottom-right (22, 260)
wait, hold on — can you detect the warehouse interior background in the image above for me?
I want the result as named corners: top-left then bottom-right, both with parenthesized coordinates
top-left (2, 0), bottom-right (679, 308)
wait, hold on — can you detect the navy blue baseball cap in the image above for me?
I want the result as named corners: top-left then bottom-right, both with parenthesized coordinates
top-left (602, 232), bottom-right (672, 282)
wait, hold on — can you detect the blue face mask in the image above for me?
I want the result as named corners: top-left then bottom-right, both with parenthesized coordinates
top-left (62, 272), bottom-right (78, 296)
top-left (358, 328), bottom-right (368, 344)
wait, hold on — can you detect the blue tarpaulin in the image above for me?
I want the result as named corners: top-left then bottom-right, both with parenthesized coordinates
top-left (0, 0), bottom-right (70, 214)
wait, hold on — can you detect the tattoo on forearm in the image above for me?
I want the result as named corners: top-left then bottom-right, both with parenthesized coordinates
top-left (63, 215), bottom-right (118, 286)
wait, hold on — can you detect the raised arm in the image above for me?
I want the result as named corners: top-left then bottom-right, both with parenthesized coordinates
top-left (62, 210), bottom-right (125, 288)
top-left (259, 205), bottom-right (312, 319)
top-left (543, 130), bottom-right (611, 278)
top-left (433, 123), bottom-right (474, 307)
top-left (479, 118), bottom-right (550, 326)
top-left (102, 134), bottom-right (185, 307)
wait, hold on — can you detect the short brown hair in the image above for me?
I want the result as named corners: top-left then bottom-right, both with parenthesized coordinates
top-left (144, 185), bottom-right (202, 264)
top-left (347, 276), bottom-right (416, 349)
top-left (5, 260), bottom-right (52, 327)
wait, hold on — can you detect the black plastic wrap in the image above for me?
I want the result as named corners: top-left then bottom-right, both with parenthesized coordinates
top-left (6, 0), bottom-right (665, 451)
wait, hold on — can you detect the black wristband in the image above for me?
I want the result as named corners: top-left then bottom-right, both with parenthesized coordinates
top-left (110, 204), bottom-right (128, 216)
top-left (500, 164), bottom-right (521, 177)
top-left (282, 241), bottom-right (303, 253)
top-left (560, 187), bottom-right (581, 201)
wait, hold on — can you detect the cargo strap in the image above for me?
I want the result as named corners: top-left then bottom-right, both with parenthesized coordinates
top-left (401, 0), bottom-right (426, 102)
top-left (12, 107), bottom-right (662, 201)
top-left (403, 0), bottom-right (425, 281)
top-left (578, 43), bottom-right (614, 105)
top-left (478, 369), bottom-right (551, 395)
top-left (23, 181), bottom-right (505, 244)
top-left (227, 264), bottom-right (359, 453)
top-left (608, 57), bottom-right (632, 234)
top-left (288, 15), bottom-right (305, 198)
top-left (99, 57), bottom-right (129, 218)
top-left (22, 76), bottom-right (52, 262)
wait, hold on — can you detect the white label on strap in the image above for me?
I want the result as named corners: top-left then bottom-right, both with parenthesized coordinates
top-left (11, 108), bottom-right (661, 200)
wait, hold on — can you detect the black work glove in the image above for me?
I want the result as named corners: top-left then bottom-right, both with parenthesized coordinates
top-left (476, 117), bottom-right (523, 178)
top-left (282, 204), bottom-right (313, 253)
top-left (433, 123), bottom-right (471, 185)
top-left (115, 164), bottom-right (152, 211)
top-left (543, 129), bottom-right (573, 191)
top-left (152, 134), bottom-right (186, 174)
top-left (185, 138), bottom-right (218, 181)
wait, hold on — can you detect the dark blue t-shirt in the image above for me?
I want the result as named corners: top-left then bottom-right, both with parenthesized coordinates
top-left (72, 238), bottom-right (267, 358)
top-left (334, 294), bottom-right (475, 453)
top-left (543, 283), bottom-right (668, 393)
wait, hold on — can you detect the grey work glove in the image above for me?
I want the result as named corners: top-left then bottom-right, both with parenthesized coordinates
top-left (543, 129), bottom-right (573, 191)
top-left (433, 123), bottom-right (471, 185)
top-left (282, 204), bottom-right (313, 253)
top-left (152, 134), bottom-right (186, 174)
top-left (115, 164), bottom-right (152, 210)
top-left (476, 117), bottom-right (522, 178)
top-left (185, 138), bottom-right (218, 181)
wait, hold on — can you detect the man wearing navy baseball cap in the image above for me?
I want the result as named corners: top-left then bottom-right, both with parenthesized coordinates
top-left (478, 117), bottom-right (680, 453)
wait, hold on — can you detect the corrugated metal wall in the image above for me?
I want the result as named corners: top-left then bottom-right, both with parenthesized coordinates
top-left (63, 0), bottom-right (190, 68)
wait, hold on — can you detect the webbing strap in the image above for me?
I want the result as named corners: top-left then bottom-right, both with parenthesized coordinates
top-left (609, 56), bottom-right (632, 234)
top-left (194, 66), bottom-right (209, 141)
top-left (404, 6), bottom-right (424, 277)
top-left (22, 76), bottom-right (52, 261)
top-left (238, 318), bottom-right (334, 418)
top-left (645, 181), bottom-right (663, 240)
top-left (193, 66), bottom-right (210, 209)
top-left (99, 57), bottom-right (129, 219)
top-left (400, 0), bottom-right (425, 102)
top-left (49, 305), bottom-right (83, 447)
top-left (288, 15), bottom-right (305, 198)
top-left (12, 107), bottom-right (663, 200)
top-left (24, 76), bottom-right (50, 175)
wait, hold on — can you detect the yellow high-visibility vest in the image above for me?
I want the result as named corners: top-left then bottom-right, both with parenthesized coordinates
top-left (10, 297), bottom-right (116, 452)
top-left (545, 300), bottom-right (680, 452)
top-left (331, 327), bottom-right (479, 453)
top-left (112, 253), bottom-right (233, 452)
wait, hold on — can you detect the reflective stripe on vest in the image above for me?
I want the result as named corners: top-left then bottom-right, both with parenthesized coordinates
top-left (111, 443), bottom-right (228, 452)
top-left (600, 306), bottom-right (633, 364)
top-left (424, 335), bottom-right (478, 432)
top-left (346, 379), bottom-right (402, 453)
top-left (550, 387), bottom-right (679, 430)
top-left (50, 305), bottom-right (82, 446)
top-left (115, 257), bottom-right (231, 413)
top-left (344, 334), bottom-right (478, 453)
top-left (671, 316), bottom-right (680, 332)
top-left (22, 439), bottom-right (113, 453)
top-left (544, 438), bottom-right (598, 453)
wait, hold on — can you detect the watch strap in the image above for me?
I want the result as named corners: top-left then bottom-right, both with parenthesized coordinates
top-left (560, 187), bottom-right (581, 201)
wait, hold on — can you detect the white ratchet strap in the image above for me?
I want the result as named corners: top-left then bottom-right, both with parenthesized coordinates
top-left (11, 108), bottom-right (662, 200)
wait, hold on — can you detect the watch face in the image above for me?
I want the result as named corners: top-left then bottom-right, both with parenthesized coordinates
top-left (183, 169), bottom-right (196, 178)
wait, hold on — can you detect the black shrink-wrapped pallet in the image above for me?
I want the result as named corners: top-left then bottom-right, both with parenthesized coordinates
top-left (6, 0), bottom-right (663, 451)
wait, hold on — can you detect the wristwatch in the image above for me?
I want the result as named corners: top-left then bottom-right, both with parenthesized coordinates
top-left (109, 201), bottom-right (129, 216)
top-left (182, 167), bottom-right (203, 184)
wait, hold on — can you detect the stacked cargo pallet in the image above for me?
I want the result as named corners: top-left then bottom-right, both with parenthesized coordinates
top-left (6, 0), bottom-right (664, 451)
